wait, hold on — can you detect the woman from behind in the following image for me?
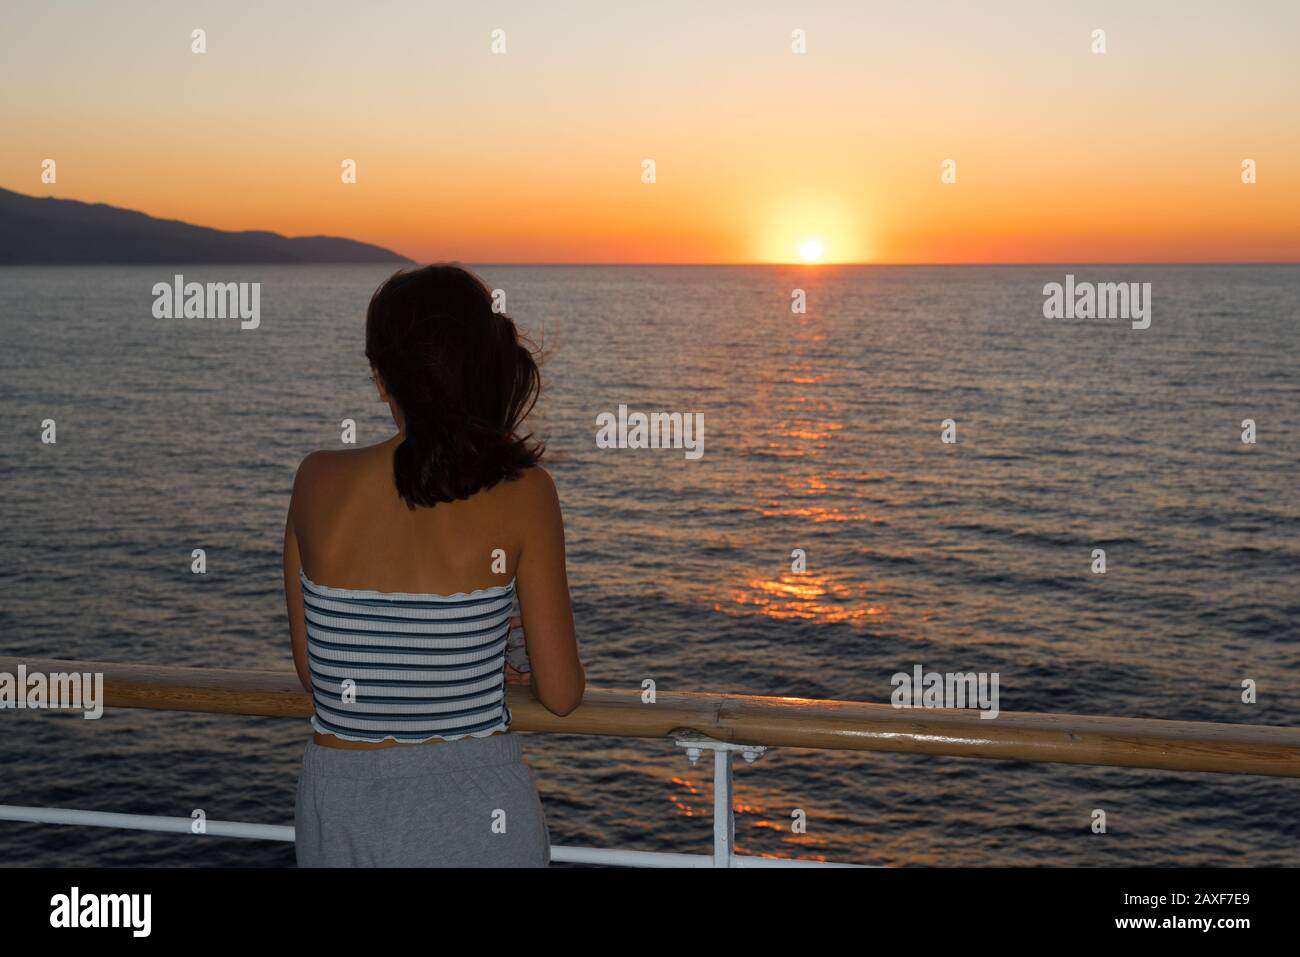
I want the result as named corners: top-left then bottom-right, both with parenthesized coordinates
top-left (284, 264), bottom-right (584, 867)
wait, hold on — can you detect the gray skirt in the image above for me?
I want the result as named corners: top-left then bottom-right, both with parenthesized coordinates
top-left (295, 732), bottom-right (550, 867)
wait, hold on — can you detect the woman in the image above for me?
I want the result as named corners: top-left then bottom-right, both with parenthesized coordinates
top-left (283, 264), bottom-right (584, 867)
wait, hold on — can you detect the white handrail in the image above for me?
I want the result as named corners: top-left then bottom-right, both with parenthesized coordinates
top-left (0, 804), bottom-right (863, 868)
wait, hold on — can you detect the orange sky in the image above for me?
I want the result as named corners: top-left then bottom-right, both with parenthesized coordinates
top-left (3, 1), bottom-right (1297, 263)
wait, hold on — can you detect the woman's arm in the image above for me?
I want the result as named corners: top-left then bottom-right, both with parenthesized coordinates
top-left (283, 456), bottom-right (316, 694)
top-left (514, 467), bottom-right (584, 715)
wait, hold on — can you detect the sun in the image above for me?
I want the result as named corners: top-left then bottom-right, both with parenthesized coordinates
top-left (799, 238), bottom-right (825, 262)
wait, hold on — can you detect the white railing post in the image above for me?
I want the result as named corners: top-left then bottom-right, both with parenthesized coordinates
top-left (714, 745), bottom-right (733, 866)
top-left (677, 734), bottom-right (767, 868)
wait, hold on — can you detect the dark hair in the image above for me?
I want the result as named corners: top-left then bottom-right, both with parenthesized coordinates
top-left (365, 264), bottom-right (543, 508)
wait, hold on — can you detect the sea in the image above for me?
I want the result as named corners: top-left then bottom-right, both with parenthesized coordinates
top-left (1, 264), bottom-right (1297, 866)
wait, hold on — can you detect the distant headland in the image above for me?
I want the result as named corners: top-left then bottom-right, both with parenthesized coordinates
top-left (0, 187), bottom-right (412, 265)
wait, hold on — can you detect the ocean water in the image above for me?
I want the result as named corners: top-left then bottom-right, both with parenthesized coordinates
top-left (1, 263), bottom-right (1297, 867)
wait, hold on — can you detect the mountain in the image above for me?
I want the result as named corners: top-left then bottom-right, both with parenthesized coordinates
top-left (0, 187), bottom-right (412, 264)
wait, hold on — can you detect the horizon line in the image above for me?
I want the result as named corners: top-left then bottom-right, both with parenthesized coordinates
top-left (455, 260), bottom-right (1300, 267)
top-left (6, 260), bottom-right (1300, 268)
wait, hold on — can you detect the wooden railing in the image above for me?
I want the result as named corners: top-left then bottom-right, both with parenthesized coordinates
top-left (9, 657), bottom-right (1300, 778)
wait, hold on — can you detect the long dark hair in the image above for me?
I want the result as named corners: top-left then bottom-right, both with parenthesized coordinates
top-left (364, 264), bottom-right (543, 508)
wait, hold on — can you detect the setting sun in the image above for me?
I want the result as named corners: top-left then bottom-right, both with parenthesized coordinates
top-left (799, 239), bottom-right (825, 262)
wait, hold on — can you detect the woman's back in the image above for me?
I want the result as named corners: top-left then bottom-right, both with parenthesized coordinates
top-left (292, 437), bottom-right (528, 596)
top-left (286, 440), bottom-right (582, 723)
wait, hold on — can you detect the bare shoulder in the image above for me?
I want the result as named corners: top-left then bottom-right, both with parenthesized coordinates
top-left (292, 448), bottom-right (342, 491)
top-left (498, 465), bottom-right (560, 518)
top-left (516, 463), bottom-right (557, 494)
top-left (512, 464), bottom-right (558, 501)
top-left (292, 443), bottom-right (387, 497)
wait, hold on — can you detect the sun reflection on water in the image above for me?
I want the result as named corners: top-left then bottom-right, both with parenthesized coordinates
top-left (721, 572), bottom-right (887, 624)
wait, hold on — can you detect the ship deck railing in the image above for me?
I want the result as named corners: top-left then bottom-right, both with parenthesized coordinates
top-left (3, 657), bottom-right (1299, 867)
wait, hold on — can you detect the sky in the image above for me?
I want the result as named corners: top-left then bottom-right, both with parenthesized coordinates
top-left (2, 0), bottom-right (1298, 263)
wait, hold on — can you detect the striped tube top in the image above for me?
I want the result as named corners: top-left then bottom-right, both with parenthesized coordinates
top-left (300, 570), bottom-right (516, 744)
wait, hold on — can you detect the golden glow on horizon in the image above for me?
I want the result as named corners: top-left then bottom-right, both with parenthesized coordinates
top-left (799, 239), bottom-right (825, 262)
top-left (754, 196), bottom-right (869, 264)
